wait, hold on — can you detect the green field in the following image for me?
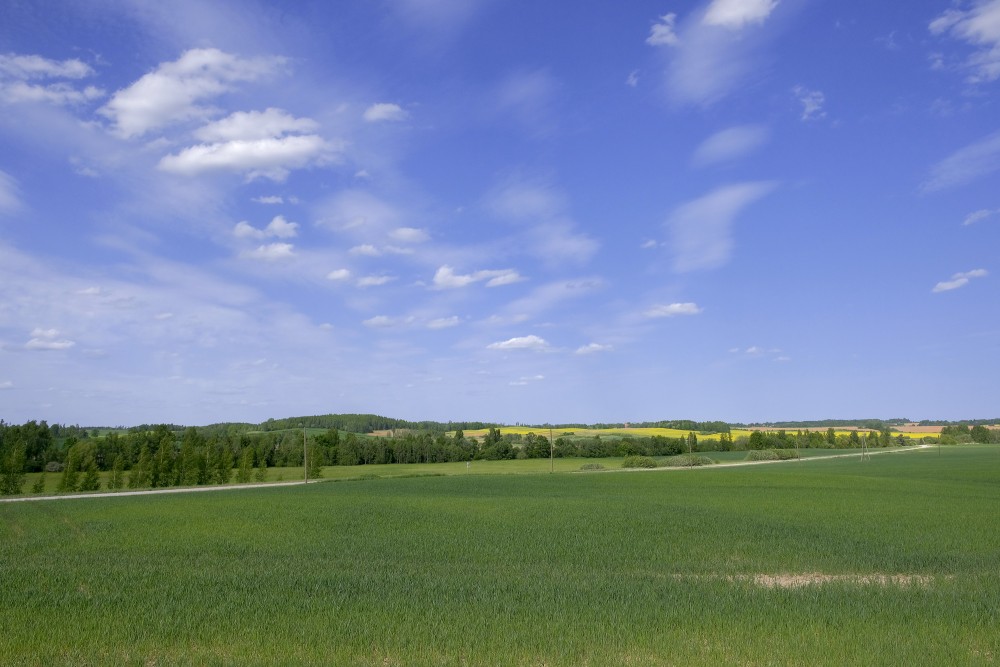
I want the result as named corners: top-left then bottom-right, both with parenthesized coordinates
top-left (2, 445), bottom-right (998, 666)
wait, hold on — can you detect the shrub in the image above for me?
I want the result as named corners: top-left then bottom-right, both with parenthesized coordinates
top-left (664, 454), bottom-right (715, 467)
top-left (622, 456), bottom-right (657, 469)
top-left (579, 463), bottom-right (605, 471)
top-left (44, 461), bottom-right (64, 473)
top-left (745, 449), bottom-right (800, 461)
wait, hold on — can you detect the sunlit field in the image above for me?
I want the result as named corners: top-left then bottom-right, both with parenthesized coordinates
top-left (2, 445), bottom-right (997, 666)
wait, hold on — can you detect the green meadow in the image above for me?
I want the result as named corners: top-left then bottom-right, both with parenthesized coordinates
top-left (2, 445), bottom-right (998, 666)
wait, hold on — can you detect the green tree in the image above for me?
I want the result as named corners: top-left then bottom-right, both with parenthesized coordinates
top-left (128, 446), bottom-right (152, 489)
top-left (237, 447), bottom-right (254, 483)
top-left (970, 425), bottom-right (992, 443)
top-left (79, 457), bottom-right (101, 492)
top-left (1, 445), bottom-right (27, 495)
top-left (826, 428), bottom-right (836, 446)
top-left (686, 432), bottom-right (698, 453)
top-left (307, 444), bottom-right (323, 479)
top-left (254, 453), bottom-right (268, 483)
top-left (107, 455), bottom-right (125, 490)
top-left (31, 472), bottom-right (46, 494)
top-left (57, 449), bottom-right (81, 493)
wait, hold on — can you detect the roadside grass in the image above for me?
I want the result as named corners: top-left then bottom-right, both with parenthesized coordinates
top-left (1, 445), bottom-right (997, 665)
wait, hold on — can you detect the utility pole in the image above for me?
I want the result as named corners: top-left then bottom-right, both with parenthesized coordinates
top-left (300, 424), bottom-right (307, 484)
top-left (549, 427), bottom-right (554, 473)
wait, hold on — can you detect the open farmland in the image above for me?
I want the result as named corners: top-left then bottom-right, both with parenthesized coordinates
top-left (458, 426), bottom-right (931, 441)
top-left (2, 445), bottom-right (998, 666)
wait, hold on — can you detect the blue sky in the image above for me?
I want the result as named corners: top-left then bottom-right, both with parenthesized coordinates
top-left (1, 0), bottom-right (998, 426)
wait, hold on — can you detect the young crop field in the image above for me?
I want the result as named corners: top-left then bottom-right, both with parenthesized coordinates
top-left (2, 445), bottom-right (998, 666)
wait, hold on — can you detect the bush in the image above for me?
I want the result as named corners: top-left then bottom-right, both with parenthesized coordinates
top-left (622, 456), bottom-right (657, 469)
top-left (744, 449), bottom-right (800, 461)
top-left (579, 463), bottom-right (605, 471)
top-left (44, 461), bottom-right (64, 473)
top-left (663, 454), bottom-right (715, 467)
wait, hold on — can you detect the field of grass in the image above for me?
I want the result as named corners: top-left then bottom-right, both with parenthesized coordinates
top-left (2, 445), bottom-right (998, 666)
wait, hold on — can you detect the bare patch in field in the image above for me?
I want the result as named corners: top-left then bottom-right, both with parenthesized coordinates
top-left (745, 573), bottom-right (935, 588)
top-left (668, 573), bottom-right (939, 588)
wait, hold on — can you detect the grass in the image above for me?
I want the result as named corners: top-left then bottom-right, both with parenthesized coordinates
top-left (1, 445), bottom-right (998, 665)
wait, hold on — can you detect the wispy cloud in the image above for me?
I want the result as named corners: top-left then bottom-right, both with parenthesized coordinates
top-left (923, 131), bottom-right (1000, 192)
top-left (575, 342), bottom-right (613, 355)
top-left (363, 103), bottom-right (409, 122)
top-left (0, 170), bottom-right (22, 214)
top-left (644, 302), bottom-right (702, 318)
top-left (487, 180), bottom-right (598, 265)
top-left (487, 335), bottom-right (550, 351)
top-left (432, 265), bottom-right (523, 289)
top-left (692, 124), bottom-right (769, 166)
top-left (929, 0), bottom-right (1000, 84)
top-left (648, 0), bottom-right (786, 106)
top-left (25, 327), bottom-right (75, 351)
top-left (668, 181), bottom-right (777, 272)
top-left (241, 242), bottom-right (295, 261)
top-left (234, 215), bottom-right (299, 239)
top-left (0, 53), bottom-right (103, 106)
top-left (427, 316), bottom-right (460, 329)
top-left (932, 268), bottom-right (988, 293)
top-left (647, 13), bottom-right (680, 46)
top-left (964, 208), bottom-right (999, 225)
top-left (792, 85), bottom-right (825, 120)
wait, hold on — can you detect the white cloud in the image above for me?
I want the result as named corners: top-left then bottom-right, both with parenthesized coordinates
top-left (487, 335), bottom-right (549, 351)
top-left (390, 227), bottom-right (430, 243)
top-left (194, 108), bottom-right (318, 142)
top-left (427, 316), bottom-right (460, 329)
top-left (626, 70), bottom-right (640, 87)
top-left (0, 170), bottom-right (22, 214)
top-left (576, 343), bottom-right (613, 355)
top-left (25, 327), bottom-right (75, 351)
top-left (932, 268), bottom-right (988, 293)
top-left (964, 208), bottom-right (999, 225)
top-left (253, 195), bottom-right (284, 204)
top-left (0, 380), bottom-right (12, 390)
top-left (159, 134), bottom-right (337, 181)
top-left (363, 314), bottom-right (414, 328)
top-left (644, 302), bottom-right (703, 318)
top-left (349, 244), bottom-right (381, 256)
top-left (0, 54), bottom-right (94, 79)
top-left (100, 48), bottom-right (286, 138)
top-left (650, 0), bottom-right (786, 107)
top-left (647, 13), bottom-right (680, 46)
top-left (669, 181), bottom-right (777, 272)
top-left (0, 80), bottom-right (104, 105)
top-left (356, 275), bottom-right (394, 287)
top-left (241, 242), bottom-right (295, 261)
top-left (326, 269), bottom-right (352, 281)
top-left (793, 85), bottom-right (826, 120)
top-left (641, 239), bottom-right (659, 249)
top-left (510, 374), bottom-right (545, 386)
top-left (924, 131), bottom-right (1000, 192)
top-left (930, 1), bottom-right (1000, 84)
top-left (0, 53), bottom-right (103, 106)
top-left (692, 124), bottom-right (769, 166)
top-left (363, 103), bottom-right (408, 122)
top-left (703, 0), bottom-right (780, 29)
top-left (233, 215), bottom-right (299, 239)
top-left (432, 265), bottom-right (523, 289)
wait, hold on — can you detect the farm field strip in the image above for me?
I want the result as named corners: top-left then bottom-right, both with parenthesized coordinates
top-left (2, 446), bottom-right (931, 503)
top-left (1, 445), bottom-right (998, 666)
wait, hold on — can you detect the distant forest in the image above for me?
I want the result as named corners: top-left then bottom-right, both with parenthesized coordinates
top-left (1, 413), bottom-right (997, 495)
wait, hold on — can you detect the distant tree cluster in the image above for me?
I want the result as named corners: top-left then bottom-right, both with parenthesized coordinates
top-left (1, 415), bottom-right (996, 496)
